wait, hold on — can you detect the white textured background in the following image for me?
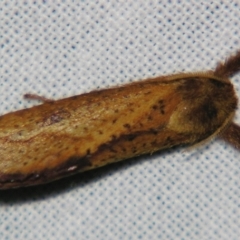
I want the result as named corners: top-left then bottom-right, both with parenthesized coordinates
top-left (1, 1), bottom-right (240, 240)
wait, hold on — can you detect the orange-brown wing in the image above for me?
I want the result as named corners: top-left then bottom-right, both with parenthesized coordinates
top-left (0, 73), bottom-right (237, 188)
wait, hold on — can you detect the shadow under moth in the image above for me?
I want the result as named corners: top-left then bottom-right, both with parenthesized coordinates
top-left (1, 51), bottom-right (240, 189)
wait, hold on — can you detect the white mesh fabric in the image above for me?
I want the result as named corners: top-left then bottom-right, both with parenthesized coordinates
top-left (1, 1), bottom-right (240, 240)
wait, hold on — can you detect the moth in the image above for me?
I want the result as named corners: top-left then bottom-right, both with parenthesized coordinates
top-left (1, 51), bottom-right (240, 189)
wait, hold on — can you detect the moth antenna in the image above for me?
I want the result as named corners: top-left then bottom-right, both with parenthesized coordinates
top-left (214, 50), bottom-right (240, 78)
top-left (220, 122), bottom-right (240, 150)
top-left (24, 93), bottom-right (54, 103)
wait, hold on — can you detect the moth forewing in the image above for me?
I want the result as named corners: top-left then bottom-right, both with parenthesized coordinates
top-left (0, 52), bottom-right (240, 189)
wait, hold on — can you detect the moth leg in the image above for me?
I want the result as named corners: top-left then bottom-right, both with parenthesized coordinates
top-left (220, 122), bottom-right (240, 150)
top-left (24, 93), bottom-right (54, 103)
top-left (214, 50), bottom-right (240, 78)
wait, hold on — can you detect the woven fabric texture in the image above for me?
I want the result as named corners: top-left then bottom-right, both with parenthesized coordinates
top-left (1, 1), bottom-right (240, 240)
